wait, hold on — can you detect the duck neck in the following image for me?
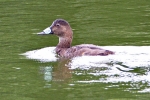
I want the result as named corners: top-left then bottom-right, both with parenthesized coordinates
top-left (56, 36), bottom-right (72, 48)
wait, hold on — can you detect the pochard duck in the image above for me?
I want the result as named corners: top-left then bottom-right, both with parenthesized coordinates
top-left (37, 19), bottom-right (115, 58)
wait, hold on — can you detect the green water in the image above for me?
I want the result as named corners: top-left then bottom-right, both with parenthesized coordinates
top-left (0, 0), bottom-right (150, 100)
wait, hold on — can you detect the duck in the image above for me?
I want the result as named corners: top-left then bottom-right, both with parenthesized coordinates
top-left (37, 19), bottom-right (115, 58)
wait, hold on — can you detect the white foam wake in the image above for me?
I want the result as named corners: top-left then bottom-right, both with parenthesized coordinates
top-left (21, 47), bottom-right (57, 62)
top-left (22, 46), bottom-right (150, 69)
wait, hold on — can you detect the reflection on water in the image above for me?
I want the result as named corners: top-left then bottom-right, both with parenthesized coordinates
top-left (39, 59), bottom-right (72, 88)
top-left (53, 59), bottom-right (72, 83)
top-left (43, 66), bottom-right (52, 82)
top-left (40, 66), bottom-right (52, 88)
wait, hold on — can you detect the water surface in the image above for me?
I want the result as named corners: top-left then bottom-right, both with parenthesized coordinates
top-left (0, 0), bottom-right (150, 100)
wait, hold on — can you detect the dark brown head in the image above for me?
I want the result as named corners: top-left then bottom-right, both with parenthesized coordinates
top-left (37, 19), bottom-right (73, 38)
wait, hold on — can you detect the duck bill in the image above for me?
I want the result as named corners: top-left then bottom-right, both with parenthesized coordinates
top-left (37, 27), bottom-right (53, 35)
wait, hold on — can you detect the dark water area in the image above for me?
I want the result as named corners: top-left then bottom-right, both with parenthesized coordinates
top-left (0, 0), bottom-right (150, 100)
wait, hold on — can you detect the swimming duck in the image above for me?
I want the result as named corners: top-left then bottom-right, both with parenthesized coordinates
top-left (37, 19), bottom-right (114, 58)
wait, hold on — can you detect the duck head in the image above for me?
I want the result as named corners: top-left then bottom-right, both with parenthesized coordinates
top-left (37, 19), bottom-right (73, 38)
top-left (37, 19), bottom-right (73, 48)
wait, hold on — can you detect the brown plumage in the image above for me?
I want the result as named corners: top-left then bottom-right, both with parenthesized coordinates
top-left (37, 19), bottom-right (115, 58)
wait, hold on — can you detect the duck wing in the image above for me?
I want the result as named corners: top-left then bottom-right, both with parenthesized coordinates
top-left (66, 44), bottom-right (115, 57)
top-left (75, 44), bottom-right (104, 50)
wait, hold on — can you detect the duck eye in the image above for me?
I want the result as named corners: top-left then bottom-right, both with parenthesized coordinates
top-left (56, 24), bottom-right (60, 27)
